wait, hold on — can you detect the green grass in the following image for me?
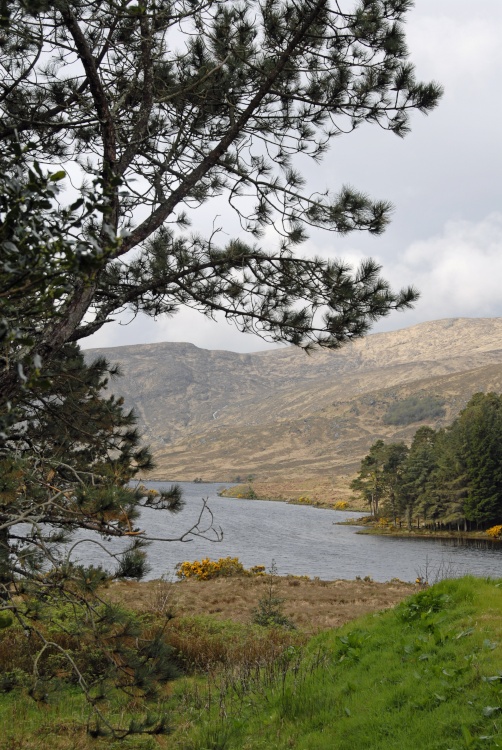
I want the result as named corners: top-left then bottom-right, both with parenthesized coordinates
top-left (0, 686), bottom-right (166, 750)
top-left (1, 578), bottom-right (502, 749)
top-left (175, 577), bottom-right (502, 749)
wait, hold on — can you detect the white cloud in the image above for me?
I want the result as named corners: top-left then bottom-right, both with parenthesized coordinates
top-left (407, 14), bottom-right (502, 89)
top-left (84, 214), bottom-right (502, 350)
top-left (374, 213), bottom-right (502, 331)
top-left (82, 3), bottom-right (502, 351)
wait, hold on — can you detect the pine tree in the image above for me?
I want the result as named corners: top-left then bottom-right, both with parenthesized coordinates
top-left (0, 0), bottom-right (442, 408)
top-left (350, 439), bottom-right (388, 516)
top-left (451, 393), bottom-right (502, 527)
top-left (380, 442), bottom-right (409, 523)
top-left (400, 426), bottom-right (439, 529)
top-left (0, 0), bottom-right (443, 713)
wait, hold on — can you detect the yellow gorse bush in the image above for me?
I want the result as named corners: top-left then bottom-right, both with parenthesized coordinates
top-left (376, 517), bottom-right (392, 527)
top-left (175, 557), bottom-right (266, 581)
top-left (334, 501), bottom-right (349, 510)
top-left (486, 525), bottom-right (502, 539)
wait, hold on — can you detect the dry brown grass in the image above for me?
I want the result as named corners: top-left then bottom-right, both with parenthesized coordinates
top-left (105, 575), bottom-right (415, 634)
top-left (221, 475), bottom-right (361, 505)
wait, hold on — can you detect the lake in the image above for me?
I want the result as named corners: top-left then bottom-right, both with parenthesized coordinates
top-left (70, 481), bottom-right (502, 582)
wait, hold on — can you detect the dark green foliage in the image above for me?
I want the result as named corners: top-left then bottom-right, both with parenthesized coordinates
top-left (399, 427), bottom-right (440, 528)
top-left (0, 0), bottom-right (442, 407)
top-left (350, 439), bottom-right (387, 516)
top-left (383, 395), bottom-right (446, 426)
top-left (353, 393), bottom-right (502, 529)
top-left (350, 440), bottom-right (408, 517)
top-left (0, 343), bottom-right (183, 587)
top-left (0, 342), bottom-right (183, 729)
top-left (252, 594), bottom-right (296, 630)
top-left (0, 140), bottom-right (120, 438)
top-left (450, 393), bottom-right (502, 526)
top-left (252, 564), bottom-right (295, 630)
top-left (0, 0), bottom-right (442, 726)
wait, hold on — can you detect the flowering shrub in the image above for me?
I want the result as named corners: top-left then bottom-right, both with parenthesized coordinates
top-left (250, 565), bottom-right (266, 575)
top-left (376, 517), bottom-right (392, 528)
top-left (234, 486), bottom-right (257, 499)
top-left (334, 501), bottom-right (349, 510)
top-left (176, 557), bottom-right (265, 581)
top-left (486, 525), bottom-right (502, 539)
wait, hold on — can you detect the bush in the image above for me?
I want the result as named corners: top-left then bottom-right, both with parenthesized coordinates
top-left (383, 395), bottom-right (446, 426)
top-left (486, 525), bottom-right (502, 538)
top-left (252, 562), bottom-right (295, 630)
top-left (176, 557), bottom-right (264, 581)
top-left (252, 595), bottom-right (295, 630)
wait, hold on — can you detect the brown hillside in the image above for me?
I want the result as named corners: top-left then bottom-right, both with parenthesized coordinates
top-left (84, 317), bottom-right (502, 499)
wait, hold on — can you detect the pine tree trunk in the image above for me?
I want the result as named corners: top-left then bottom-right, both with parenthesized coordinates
top-left (0, 524), bottom-right (10, 600)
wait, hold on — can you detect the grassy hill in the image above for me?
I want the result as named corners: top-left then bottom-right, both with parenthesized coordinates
top-left (84, 317), bottom-right (502, 499)
top-left (1, 576), bottom-right (501, 749)
top-left (178, 576), bottom-right (502, 750)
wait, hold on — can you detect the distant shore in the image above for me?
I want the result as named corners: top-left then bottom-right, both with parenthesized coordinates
top-left (336, 516), bottom-right (502, 543)
top-left (218, 480), bottom-right (364, 511)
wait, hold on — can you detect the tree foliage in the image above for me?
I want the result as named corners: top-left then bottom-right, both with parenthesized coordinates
top-left (352, 394), bottom-right (502, 530)
top-left (0, 0), bottom-right (442, 404)
top-left (0, 0), bottom-right (442, 716)
top-left (0, 342), bottom-right (191, 730)
top-left (350, 438), bottom-right (408, 517)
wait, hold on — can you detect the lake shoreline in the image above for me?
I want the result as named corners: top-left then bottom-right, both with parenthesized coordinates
top-left (335, 516), bottom-right (502, 543)
top-left (132, 481), bottom-right (502, 581)
top-left (218, 483), bottom-right (366, 512)
top-left (146, 478), bottom-right (502, 543)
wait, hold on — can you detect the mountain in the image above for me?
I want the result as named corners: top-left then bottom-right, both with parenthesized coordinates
top-left (84, 317), bottom-right (502, 498)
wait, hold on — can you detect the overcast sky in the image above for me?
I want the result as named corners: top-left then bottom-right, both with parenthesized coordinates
top-left (84, 0), bottom-right (502, 353)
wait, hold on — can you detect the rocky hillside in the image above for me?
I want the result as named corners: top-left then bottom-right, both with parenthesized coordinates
top-left (84, 317), bottom-right (502, 495)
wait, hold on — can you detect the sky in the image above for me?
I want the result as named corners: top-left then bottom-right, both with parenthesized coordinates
top-left (84, 0), bottom-right (502, 353)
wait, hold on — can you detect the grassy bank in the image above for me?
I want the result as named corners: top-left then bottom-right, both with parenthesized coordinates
top-left (219, 482), bottom-right (365, 511)
top-left (1, 577), bottom-right (501, 748)
top-left (342, 516), bottom-right (502, 544)
top-left (176, 576), bottom-right (502, 749)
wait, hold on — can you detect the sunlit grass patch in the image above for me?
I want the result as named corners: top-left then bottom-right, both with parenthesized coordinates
top-left (174, 577), bottom-right (502, 749)
top-left (2, 577), bottom-right (501, 749)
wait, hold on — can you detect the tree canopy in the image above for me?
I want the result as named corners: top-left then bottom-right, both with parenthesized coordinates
top-left (1, 0), bottom-right (442, 405)
top-left (352, 394), bottom-right (502, 530)
top-left (0, 0), bottom-right (442, 714)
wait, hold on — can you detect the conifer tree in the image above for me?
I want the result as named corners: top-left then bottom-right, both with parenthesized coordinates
top-left (353, 397), bottom-right (502, 532)
top-left (0, 344), bottom-right (184, 730)
top-left (0, 0), bottom-right (443, 711)
top-left (0, 0), bottom-right (442, 407)
top-left (449, 393), bottom-right (502, 527)
top-left (350, 439), bottom-right (387, 516)
top-left (380, 441), bottom-right (408, 522)
top-left (400, 426), bottom-right (439, 529)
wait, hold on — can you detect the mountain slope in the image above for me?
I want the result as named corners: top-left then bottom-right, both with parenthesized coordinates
top-left (84, 317), bottom-right (502, 491)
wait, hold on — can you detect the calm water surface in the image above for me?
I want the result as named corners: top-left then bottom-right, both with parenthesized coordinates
top-left (71, 482), bottom-right (502, 582)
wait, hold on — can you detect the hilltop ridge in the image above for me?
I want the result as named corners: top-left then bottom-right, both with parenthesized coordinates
top-left (85, 317), bottom-right (502, 497)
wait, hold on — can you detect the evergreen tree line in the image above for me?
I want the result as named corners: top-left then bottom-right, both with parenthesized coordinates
top-left (351, 393), bottom-right (502, 531)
